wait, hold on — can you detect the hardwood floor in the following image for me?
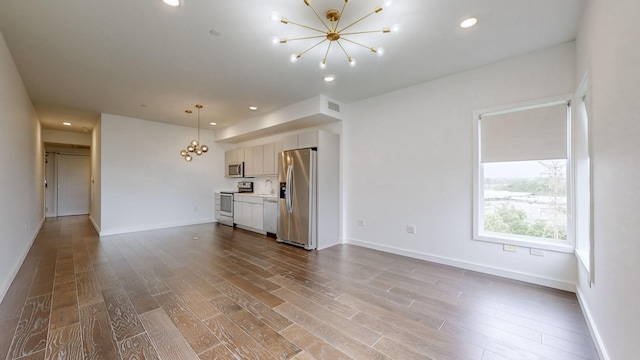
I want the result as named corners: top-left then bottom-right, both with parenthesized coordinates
top-left (0, 216), bottom-right (599, 360)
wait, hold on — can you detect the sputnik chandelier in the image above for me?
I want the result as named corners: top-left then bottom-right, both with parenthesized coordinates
top-left (273, 0), bottom-right (397, 68)
top-left (180, 105), bottom-right (209, 162)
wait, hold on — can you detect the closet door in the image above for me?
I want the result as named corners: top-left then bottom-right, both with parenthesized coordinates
top-left (57, 154), bottom-right (90, 216)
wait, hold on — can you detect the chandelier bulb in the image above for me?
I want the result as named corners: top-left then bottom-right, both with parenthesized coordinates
top-left (196, 149), bottom-right (203, 156)
top-left (349, 57), bottom-right (357, 67)
top-left (290, 54), bottom-right (300, 63)
top-left (271, 11), bottom-right (280, 22)
top-left (390, 24), bottom-right (400, 33)
top-left (187, 145), bottom-right (195, 152)
top-left (375, 47), bottom-right (385, 57)
top-left (319, 60), bottom-right (327, 69)
top-left (180, 149), bottom-right (188, 157)
top-left (201, 145), bottom-right (209, 153)
top-left (191, 140), bottom-right (198, 147)
top-left (185, 155), bottom-right (193, 162)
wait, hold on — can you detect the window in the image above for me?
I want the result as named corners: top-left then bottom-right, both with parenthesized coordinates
top-left (473, 98), bottom-right (574, 252)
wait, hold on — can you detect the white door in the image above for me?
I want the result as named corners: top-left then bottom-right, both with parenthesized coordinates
top-left (57, 154), bottom-right (90, 216)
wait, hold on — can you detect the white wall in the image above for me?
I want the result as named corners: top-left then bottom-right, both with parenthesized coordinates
top-left (99, 113), bottom-right (234, 235)
top-left (344, 42), bottom-right (577, 290)
top-left (574, 0), bottom-right (640, 358)
top-left (0, 31), bottom-right (44, 301)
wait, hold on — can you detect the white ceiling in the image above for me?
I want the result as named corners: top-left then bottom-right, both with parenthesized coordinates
top-left (0, 0), bottom-right (585, 133)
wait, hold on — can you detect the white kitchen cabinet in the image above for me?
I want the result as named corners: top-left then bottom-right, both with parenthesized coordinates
top-left (263, 143), bottom-right (276, 175)
top-left (225, 148), bottom-right (246, 177)
top-left (215, 193), bottom-right (221, 220)
top-left (282, 134), bottom-right (298, 151)
top-left (233, 198), bottom-right (244, 225)
top-left (225, 148), bottom-right (244, 164)
top-left (244, 147), bottom-right (255, 177)
top-left (282, 130), bottom-right (320, 151)
top-left (252, 202), bottom-right (264, 230)
top-left (298, 130), bottom-right (319, 149)
top-left (263, 198), bottom-right (278, 234)
top-left (241, 144), bottom-right (276, 177)
top-left (253, 145), bottom-right (264, 176)
top-left (233, 195), bottom-right (264, 232)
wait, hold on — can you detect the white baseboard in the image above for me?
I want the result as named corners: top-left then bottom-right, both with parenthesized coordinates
top-left (345, 237), bottom-right (576, 292)
top-left (0, 217), bottom-right (45, 304)
top-left (98, 218), bottom-right (216, 236)
top-left (89, 214), bottom-right (101, 234)
top-left (576, 287), bottom-right (609, 360)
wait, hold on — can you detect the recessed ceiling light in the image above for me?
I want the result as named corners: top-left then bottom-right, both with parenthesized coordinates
top-left (163, 0), bottom-right (180, 7)
top-left (62, 122), bottom-right (72, 126)
top-left (249, 106), bottom-right (258, 111)
top-left (460, 17), bottom-right (478, 29)
top-left (324, 75), bottom-right (336, 82)
top-left (210, 122), bottom-right (217, 126)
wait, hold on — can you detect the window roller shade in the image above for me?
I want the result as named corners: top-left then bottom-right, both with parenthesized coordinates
top-left (480, 103), bottom-right (568, 163)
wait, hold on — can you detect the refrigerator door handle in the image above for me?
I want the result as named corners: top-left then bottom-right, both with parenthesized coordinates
top-left (286, 164), bottom-right (293, 213)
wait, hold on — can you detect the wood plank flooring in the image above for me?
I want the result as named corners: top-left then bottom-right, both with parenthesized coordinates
top-left (0, 216), bottom-right (599, 359)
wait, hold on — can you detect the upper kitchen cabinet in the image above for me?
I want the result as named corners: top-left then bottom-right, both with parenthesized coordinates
top-left (225, 148), bottom-right (244, 164)
top-left (282, 130), bottom-right (322, 151)
top-left (225, 148), bottom-right (245, 177)
top-left (263, 142), bottom-right (277, 176)
top-left (298, 131), bottom-right (319, 149)
top-left (245, 145), bottom-right (262, 177)
top-left (232, 142), bottom-right (279, 177)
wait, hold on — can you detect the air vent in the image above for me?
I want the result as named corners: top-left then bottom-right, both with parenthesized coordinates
top-left (327, 101), bottom-right (340, 112)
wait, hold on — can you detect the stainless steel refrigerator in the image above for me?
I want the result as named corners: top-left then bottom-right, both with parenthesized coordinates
top-left (277, 148), bottom-right (317, 250)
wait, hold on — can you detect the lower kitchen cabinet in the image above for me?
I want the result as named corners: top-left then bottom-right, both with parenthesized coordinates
top-left (234, 195), bottom-right (264, 231)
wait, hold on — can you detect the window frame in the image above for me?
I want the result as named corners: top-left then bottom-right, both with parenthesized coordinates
top-left (472, 94), bottom-right (575, 253)
top-left (572, 74), bottom-right (593, 278)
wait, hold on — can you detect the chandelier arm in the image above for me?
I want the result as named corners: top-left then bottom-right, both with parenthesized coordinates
top-left (340, 37), bottom-right (376, 51)
top-left (322, 41), bottom-right (333, 63)
top-left (334, 0), bottom-right (349, 30)
top-left (305, 2), bottom-right (332, 32)
top-left (286, 20), bottom-right (328, 35)
top-left (340, 29), bottom-right (389, 36)
top-left (283, 35), bottom-right (330, 42)
top-left (335, 40), bottom-right (353, 61)
top-left (338, 8), bottom-right (382, 33)
top-left (298, 38), bottom-right (329, 57)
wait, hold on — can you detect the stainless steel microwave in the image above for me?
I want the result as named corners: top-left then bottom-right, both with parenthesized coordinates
top-left (228, 162), bottom-right (244, 177)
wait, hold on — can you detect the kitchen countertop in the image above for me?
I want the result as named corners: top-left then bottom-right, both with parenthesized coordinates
top-left (235, 193), bottom-right (278, 198)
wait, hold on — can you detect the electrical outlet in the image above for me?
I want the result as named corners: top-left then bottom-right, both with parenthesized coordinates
top-left (530, 248), bottom-right (545, 256)
top-left (503, 244), bottom-right (517, 252)
top-left (407, 225), bottom-right (417, 234)
top-left (358, 219), bottom-right (365, 226)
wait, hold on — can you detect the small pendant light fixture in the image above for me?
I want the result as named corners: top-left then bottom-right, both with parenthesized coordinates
top-left (180, 104), bottom-right (209, 162)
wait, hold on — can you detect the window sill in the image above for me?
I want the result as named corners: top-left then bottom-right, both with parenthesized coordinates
top-left (474, 232), bottom-right (575, 253)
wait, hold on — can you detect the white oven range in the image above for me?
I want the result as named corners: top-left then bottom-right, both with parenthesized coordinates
top-left (216, 192), bottom-right (234, 226)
